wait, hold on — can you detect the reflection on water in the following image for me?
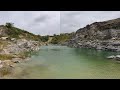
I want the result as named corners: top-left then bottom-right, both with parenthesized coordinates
top-left (5, 45), bottom-right (120, 79)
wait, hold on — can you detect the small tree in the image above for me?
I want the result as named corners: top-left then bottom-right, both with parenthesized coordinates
top-left (5, 22), bottom-right (14, 28)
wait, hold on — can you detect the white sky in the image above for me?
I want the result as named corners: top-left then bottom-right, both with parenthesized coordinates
top-left (0, 11), bottom-right (120, 35)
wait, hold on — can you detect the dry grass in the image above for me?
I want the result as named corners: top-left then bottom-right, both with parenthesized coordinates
top-left (16, 51), bottom-right (31, 59)
top-left (0, 41), bottom-right (9, 51)
top-left (0, 66), bottom-right (13, 77)
top-left (0, 54), bottom-right (13, 60)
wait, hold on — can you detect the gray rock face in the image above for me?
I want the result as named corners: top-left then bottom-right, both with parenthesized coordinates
top-left (67, 18), bottom-right (120, 52)
top-left (3, 39), bottom-right (40, 54)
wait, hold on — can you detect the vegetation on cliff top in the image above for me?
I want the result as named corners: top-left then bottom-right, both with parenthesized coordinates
top-left (0, 23), bottom-right (41, 41)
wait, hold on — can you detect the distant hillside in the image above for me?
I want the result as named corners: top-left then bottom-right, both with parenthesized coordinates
top-left (50, 33), bottom-right (75, 44)
top-left (40, 33), bottom-right (75, 45)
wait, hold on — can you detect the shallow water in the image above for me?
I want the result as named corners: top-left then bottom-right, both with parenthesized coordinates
top-left (7, 45), bottom-right (120, 79)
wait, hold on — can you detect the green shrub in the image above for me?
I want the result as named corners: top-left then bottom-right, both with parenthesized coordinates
top-left (5, 23), bottom-right (14, 28)
top-left (50, 33), bottom-right (74, 44)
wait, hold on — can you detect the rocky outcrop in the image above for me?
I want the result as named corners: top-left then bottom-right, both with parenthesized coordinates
top-left (4, 39), bottom-right (40, 54)
top-left (67, 18), bottom-right (120, 52)
top-left (0, 39), bottom-right (41, 57)
top-left (0, 38), bottom-right (40, 64)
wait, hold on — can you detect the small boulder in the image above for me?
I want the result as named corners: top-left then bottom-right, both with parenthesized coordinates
top-left (0, 64), bottom-right (3, 68)
top-left (107, 55), bottom-right (120, 61)
top-left (107, 55), bottom-right (115, 59)
top-left (11, 38), bottom-right (16, 41)
top-left (116, 55), bottom-right (120, 58)
top-left (12, 57), bottom-right (22, 63)
top-left (116, 55), bottom-right (120, 60)
top-left (9, 65), bottom-right (14, 68)
top-left (0, 60), bottom-right (2, 64)
top-left (13, 60), bottom-right (20, 63)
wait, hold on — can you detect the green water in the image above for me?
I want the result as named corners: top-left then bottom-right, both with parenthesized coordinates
top-left (8, 45), bottom-right (120, 79)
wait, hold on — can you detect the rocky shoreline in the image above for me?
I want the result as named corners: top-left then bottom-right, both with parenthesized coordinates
top-left (0, 39), bottom-right (41, 77)
top-left (62, 18), bottom-right (120, 62)
top-left (0, 24), bottom-right (44, 77)
top-left (67, 39), bottom-right (120, 52)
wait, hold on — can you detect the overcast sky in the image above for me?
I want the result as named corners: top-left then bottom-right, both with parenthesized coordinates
top-left (0, 11), bottom-right (120, 36)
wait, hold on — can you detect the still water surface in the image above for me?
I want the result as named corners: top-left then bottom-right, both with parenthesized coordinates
top-left (7, 45), bottom-right (120, 79)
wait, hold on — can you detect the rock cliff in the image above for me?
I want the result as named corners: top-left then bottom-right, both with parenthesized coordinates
top-left (67, 18), bottom-right (120, 51)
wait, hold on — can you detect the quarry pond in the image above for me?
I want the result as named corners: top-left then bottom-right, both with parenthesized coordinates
top-left (5, 45), bottom-right (120, 79)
